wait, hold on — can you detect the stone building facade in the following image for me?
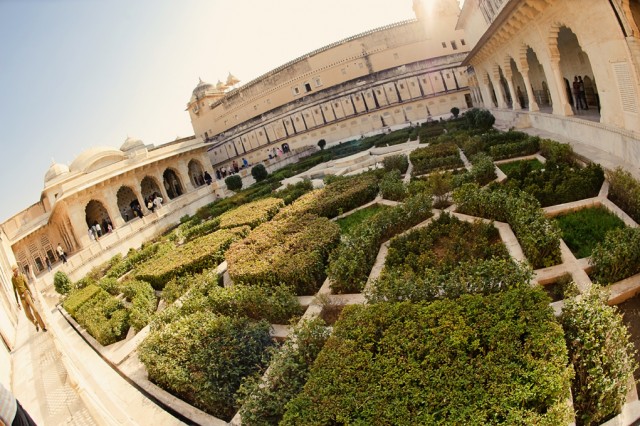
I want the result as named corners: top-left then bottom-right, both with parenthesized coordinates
top-left (188, 0), bottom-right (473, 171)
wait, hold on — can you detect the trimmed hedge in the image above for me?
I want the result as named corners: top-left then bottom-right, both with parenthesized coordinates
top-left (139, 312), bottom-right (274, 421)
top-left (282, 287), bottom-right (572, 425)
top-left (63, 284), bottom-right (101, 316)
top-left (122, 280), bottom-right (157, 331)
top-left (135, 227), bottom-right (249, 289)
top-left (607, 167), bottom-right (640, 223)
top-left (237, 318), bottom-right (330, 425)
top-left (161, 268), bottom-right (218, 303)
top-left (154, 282), bottom-right (301, 328)
top-left (182, 217), bottom-right (220, 242)
top-left (410, 142), bottom-right (463, 175)
top-left (218, 197), bottom-right (283, 229)
top-left (328, 192), bottom-right (433, 294)
top-left (590, 227), bottom-right (640, 284)
top-left (70, 287), bottom-right (129, 346)
top-left (379, 170), bottom-right (407, 201)
top-left (382, 154), bottom-right (409, 174)
top-left (561, 286), bottom-right (637, 426)
top-left (275, 179), bottom-right (314, 205)
top-left (226, 214), bottom-right (340, 295)
top-left (453, 184), bottom-right (562, 268)
top-left (104, 242), bottom-right (170, 279)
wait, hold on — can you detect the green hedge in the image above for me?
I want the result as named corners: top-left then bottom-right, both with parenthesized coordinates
top-left (237, 318), bottom-right (330, 426)
top-left (154, 282), bottom-right (300, 328)
top-left (275, 179), bottom-right (314, 205)
top-left (139, 312), bottom-right (274, 421)
top-left (590, 227), bottom-right (640, 283)
top-left (410, 142), bottom-right (463, 175)
top-left (453, 153), bottom-right (496, 187)
top-left (379, 170), bottom-right (407, 201)
top-left (63, 284), bottom-right (101, 316)
top-left (161, 268), bottom-right (218, 303)
top-left (226, 214), bottom-right (340, 295)
top-left (607, 167), bottom-right (640, 223)
top-left (282, 287), bottom-right (572, 425)
top-left (122, 280), bottom-right (157, 331)
top-left (182, 217), bottom-right (220, 242)
top-left (561, 286), bottom-right (637, 426)
top-left (453, 184), bottom-right (562, 268)
top-left (382, 154), bottom-right (409, 174)
top-left (328, 192), bottom-right (433, 293)
top-left (104, 242), bottom-right (170, 279)
top-left (218, 197), bottom-right (283, 229)
top-left (72, 288), bottom-right (129, 346)
top-left (135, 227), bottom-right (249, 289)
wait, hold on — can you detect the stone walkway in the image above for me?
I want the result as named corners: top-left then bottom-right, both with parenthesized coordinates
top-left (10, 314), bottom-right (97, 426)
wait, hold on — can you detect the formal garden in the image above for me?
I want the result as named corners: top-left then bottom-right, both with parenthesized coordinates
top-left (52, 108), bottom-right (640, 425)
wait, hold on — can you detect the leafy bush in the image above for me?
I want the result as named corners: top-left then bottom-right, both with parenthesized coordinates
top-left (98, 276), bottom-right (120, 295)
top-left (218, 197), bottom-right (283, 229)
top-left (453, 184), bottom-right (562, 268)
top-left (237, 318), bottom-right (330, 425)
top-left (379, 170), bottom-right (407, 201)
top-left (382, 154), bottom-right (409, 174)
top-left (607, 167), bottom-right (640, 223)
top-left (182, 217), bottom-right (220, 242)
top-left (410, 142), bottom-right (463, 175)
top-left (54, 271), bottom-right (72, 294)
top-left (275, 179), bottom-right (314, 205)
top-left (225, 174), bottom-right (243, 191)
top-left (317, 139), bottom-right (326, 150)
top-left (336, 204), bottom-right (390, 235)
top-left (139, 312), bottom-right (274, 421)
top-left (282, 287), bottom-right (572, 425)
top-left (63, 284), bottom-right (101, 316)
top-left (161, 268), bottom-right (218, 303)
top-left (250, 163), bottom-right (269, 182)
top-left (122, 280), bottom-right (157, 331)
top-left (70, 287), bottom-right (129, 345)
top-left (561, 285), bottom-right (637, 426)
top-left (328, 192), bottom-right (433, 293)
top-left (227, 214), bottom-right (340, 295)
top-left (463, 108), bottom-right (495, 131)
top-left (450, 106), bottom-right (460, 118)
top-left (590, 227), bottom-right (640, 283)
top-left (135, 227), bottom-right (249, 289)
top-left (453, 153), bottom-right (496, 187)
top-left (555, 207), bottom-right (625, 259)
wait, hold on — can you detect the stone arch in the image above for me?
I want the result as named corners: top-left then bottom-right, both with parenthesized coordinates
top-left (188, 159), bottom-right (205, 188)
top-left (141, 176), bottom-right (162, 202)
top-left (508, 56), bottom-right (527, 109)
top-left (526, 46), bottom-right (551, 107)
top-left (549, 23), bottom-right (597, 111)
top-left (163, 168), bottom-right (184, 200)
top-left (621, 0), bottom-right (640, 37)
top-left (498, 66), bottom-right (512, 107)
top-left (116, 186), bottom-right (140, 222)
top-left (482, 71), bottom-right (498, 108)
top-left (85, 199), bottom-right (111, 231)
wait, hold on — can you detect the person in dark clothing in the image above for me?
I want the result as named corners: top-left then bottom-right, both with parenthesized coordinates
top-left (204, 171), bottom-right (212, 185)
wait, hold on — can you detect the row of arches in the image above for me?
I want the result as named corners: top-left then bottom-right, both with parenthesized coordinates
top-left (472, 24), bottom-right (600, 119)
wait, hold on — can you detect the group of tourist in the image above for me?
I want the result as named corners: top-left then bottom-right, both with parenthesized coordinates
top-left (145, 193), bottom-right (164, 213)
top-left (214, 158), bottom-right (250, 180)
top-left (88, 219), bottom-right (114, 241)
top-left (193, 171), bottom-right (213, 186)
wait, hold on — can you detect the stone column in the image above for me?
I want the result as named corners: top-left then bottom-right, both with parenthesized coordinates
top-left (547, 57), bottom-right (573, 116)
top-left (503, 69), bottom-right (521, 110)
top-left (490, 73), bottom-right (508, 109)
top-left (102, 190), bottom-right (124, 228)
top-left (178, 159), bottom-right (196, 192)
top-left (67, 204), bottom-right (91, 249)
top-left (520, 66), bottom-right (539, 112)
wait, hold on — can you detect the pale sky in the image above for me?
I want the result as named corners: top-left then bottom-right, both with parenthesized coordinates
top-left (0, 0), bottom-right (416, 223)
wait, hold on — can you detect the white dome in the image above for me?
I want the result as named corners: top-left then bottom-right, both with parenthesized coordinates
top-left (70, 146), bottom-right (125, 173)
top-left (192, 78), bottom-right (214, 98)
top-left (120, 136), bottom-right (145, 152)
top-left (44, 162), bottom-right (70, 184)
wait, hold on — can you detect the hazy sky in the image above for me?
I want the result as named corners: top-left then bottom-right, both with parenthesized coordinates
top-left (0, 0), bottom-right (416, 223)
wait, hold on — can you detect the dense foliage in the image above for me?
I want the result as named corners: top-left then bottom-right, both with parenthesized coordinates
top-left (139, 312), bottom-right (274, 421)
top-left (561, 286), bottom-right (637, 426)
top-left (226, 213), bottom-right (340, 295)
top-left (250, 163), bottom-right (269, 182)
top-left (217, 197), bottom-right (283, 229)
top-left (237, 318), bottom-right (330, 425)
top-left (135, 227), bottom-right (249, 289)
top-left (181, 217), bottom-right (220, 242)
top-left (410, 142), bottom-right (463, 175)
top-left (555, 207), bottom-right (625, 259)
top-left (453, 183), bottom-right (562, 268)
top-left (607, 167), bottom-right (640, 223)
top-left (590, 227), bottom-right (640, 283)
top-left (463, 108), bottom-right (495, 131)
top-left (336, 204), bottom-right (389, 235)
top-left (225, 174), bottom-right (243, 191)
top-left (328, 192), bottom-right (433, 293)
top-left (275, 179), bottom-right (314, 205)
top-left (54, 271), bottom-right (72, 294)
top-left (122, 279), bottom-right (157, 331)
top-left (382, 154), bottom-right (409, 174)
top-left (379, 170), bottom-right (407, 201)
top-left (282, 288), bottom-right (572, 425)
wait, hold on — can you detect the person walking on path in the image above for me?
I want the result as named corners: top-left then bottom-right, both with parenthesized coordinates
top-left (11, 266), bottom-right (47, 332)
top-left (56, 243), bottom-right (67, 263)
top-left (0, 382), bottom-right (37, 426)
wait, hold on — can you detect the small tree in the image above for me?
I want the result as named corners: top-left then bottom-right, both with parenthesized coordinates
top-left (450, 107), bottom-right (460, 118)
top-left (317, 139), bottom-right (326, 150)
top-left (225, 175), bottom-right (243, 191)
top-left (251, 163), bottom-right (269, 182)
top-left (54, 271), bottom-right (72, 294)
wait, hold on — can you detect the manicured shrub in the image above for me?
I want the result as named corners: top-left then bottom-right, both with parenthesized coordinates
top-left (139, 312), bottom-right (275, 421)
top-left (328, 192), bottom-right (433, 293)
top-left (379, 170), bottom-right (407, 201)
top-left (410, 142), bottom-right (463, 175)
top-left (275, 179), bottom-right (314, 205)
top-left (135, 227), bottom-right (249, 289)
top-left (250, 163), bottom-right (269, 182)
top-left (453, 183), bottom-right (562, 268)
top-left (72, 287), bottom-right (130, 345)
top-left (226, 214), bottom-right (340, 295)
top-left (282, 287), bottom-right (572, 425)
top-left (181, 217), bottom-right (220, 242)
top-left (161, 268), bottom-right (218, 303)
top-left (317, 139), bottom-right (326, 150)
top-left (561, 285), bottom-right (637, 426)
top-left (382, 154), bottom-right (409, 174)
top-left (218, 197), bottom-right (283, 229)
top-left (450, 106), bottom-right (460, 118)
top-left (464, 107), bottom-right (495, 131)
top-left (63, 284), bottom-right (101, 316)
top-left (98, 276), bottom-right (120, 295)
top-left (54, 271), bottom-right (72, 294)
top-left (225, 174), bottom-right (243, 191)
top-left (122, 279), bottom-right (156, 331)
top-left (453, 153), bottom-right (496, 187)
top-left (336, 204), bottom-right (390, 235)
top-left (607, 167), bottom-right (640, 223)
top-left (237, 318), bottom-right (330, 425)
top-left (104, 242), bottom-right (169, 279)
top-left (590, 227), bottom-right (640, 283)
